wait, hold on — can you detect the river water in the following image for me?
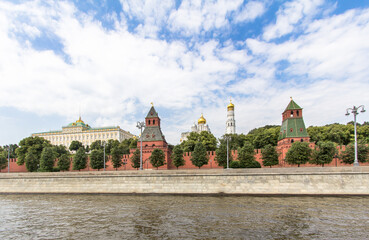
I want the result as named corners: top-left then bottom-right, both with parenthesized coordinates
top-left (0, 195), bottom-right (368, 240)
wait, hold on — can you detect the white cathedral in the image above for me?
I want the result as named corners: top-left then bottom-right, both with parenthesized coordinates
top-left (180, 100), bottom-right (236, 142)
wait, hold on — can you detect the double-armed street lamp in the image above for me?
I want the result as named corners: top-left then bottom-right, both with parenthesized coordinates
top-left (225, 135), bottom-right (231, 169)
top-left (7, 146), bottom-right (10, 173)
top-left (345, 105), bottom-right (366, 167)
top-left (103, 141), bottom-right (106, 171)
top-left (136, 121), bottom-right (145, 170)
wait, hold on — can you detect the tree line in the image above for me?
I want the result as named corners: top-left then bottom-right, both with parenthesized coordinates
top-left (1, 121), bottom-right (368, 172)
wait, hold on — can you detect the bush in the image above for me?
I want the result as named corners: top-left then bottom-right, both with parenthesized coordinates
top-left (241, 160), bottom-right (261, 168)
top-left (230, 161), bottom-right (241, 168)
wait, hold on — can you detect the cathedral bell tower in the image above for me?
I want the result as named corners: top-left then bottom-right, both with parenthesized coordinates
top-left (226, 99), bottom-right (236, 134)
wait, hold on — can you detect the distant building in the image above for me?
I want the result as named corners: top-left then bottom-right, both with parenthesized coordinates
top-left (226, 99), bottom-right (236, 134)
top-left (32, 117), bottom-right (134, 148)
top-left (180, 113), bottom-right (211, 142)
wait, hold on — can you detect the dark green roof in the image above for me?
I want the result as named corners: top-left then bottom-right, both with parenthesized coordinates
top-left (146, 106), bottom-right (158, 118)
top-left (140, 126), bottom-right (165, 142)
top-left (279, 117), bottom-right (309, 140)
top-left (285, 99), bottom-right (302, 111)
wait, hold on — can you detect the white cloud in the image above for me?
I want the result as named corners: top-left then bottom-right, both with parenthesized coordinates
top-left (263, 0), bottom-right (326, 41)
top-left (234, 1), bottom-right (266, 23)
top-left (168, 0), bottom-right (243, 35)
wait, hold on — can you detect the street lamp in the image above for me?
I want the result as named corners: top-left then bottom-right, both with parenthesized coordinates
top-left (7, 146), bottom-right (10, 173)
top-left (136, 121), bottom-right (145, 170)
top-left (345, 105), bottom-right (366, 167)
top-left (103, 141), bottom-right (106, 171)
top-left (225, 135), bottom-right (231, 169)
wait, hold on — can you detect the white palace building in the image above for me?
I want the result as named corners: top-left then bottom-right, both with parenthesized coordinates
top-left (32, 117), bottom-right (135, 148)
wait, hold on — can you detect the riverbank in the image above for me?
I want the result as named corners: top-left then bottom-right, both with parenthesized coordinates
top-left (1, 167), bottom-right (369, 195)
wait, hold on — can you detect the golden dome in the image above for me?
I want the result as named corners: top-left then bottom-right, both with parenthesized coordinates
top-left (198, 114), bottom-right (206, 124)
top-left (227, 100), bottom-right (234, 111)
top-left (76, 116), bottom-right (84, 123)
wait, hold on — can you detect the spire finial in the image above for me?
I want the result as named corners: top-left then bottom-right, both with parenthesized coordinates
top-left (290, 96), bottom-right (293, 100)
top-left (151, 102), bottom-right (154, 107)
top-left (230, 97), bottom-right (232, 103)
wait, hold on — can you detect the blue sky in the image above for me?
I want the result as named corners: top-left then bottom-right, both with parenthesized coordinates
top-left (1, 0), bottom-right (369, 146)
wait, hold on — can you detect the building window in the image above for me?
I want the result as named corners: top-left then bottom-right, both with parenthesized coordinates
top-left (300, 128), bottom-right (303, 132)
top-left (301, 139), bottom-right (304, 142)
top-left (290, 111), bottom-right (293, 117)
top-left (291, 139), bottom-right (294, 143)
top-left (148, 120), bottom-right (151, 125)
top-left (297, 110), bottom-right (299, 117)
top-left (153, 120), bottom-right (155, 125)
top-left (290, 128), bottom-right (293, 132)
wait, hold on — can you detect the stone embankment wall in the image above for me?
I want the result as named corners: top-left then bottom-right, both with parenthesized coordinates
top-left (1, 167), bottom-right (369, 195)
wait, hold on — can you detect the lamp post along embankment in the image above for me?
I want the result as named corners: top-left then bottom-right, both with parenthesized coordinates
top-left (345, 105), bottom-right (366, 167)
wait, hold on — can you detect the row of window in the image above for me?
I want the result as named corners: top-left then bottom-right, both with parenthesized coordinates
top-left (42, 132), bottom-right (121, 142)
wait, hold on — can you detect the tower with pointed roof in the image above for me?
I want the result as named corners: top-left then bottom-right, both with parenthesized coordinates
top-left (277, 98), bottom-right (314, 165)
top-left (136, 104), bottom-right (171, 169)
top-left (226, 99), bottom-right (236, 134)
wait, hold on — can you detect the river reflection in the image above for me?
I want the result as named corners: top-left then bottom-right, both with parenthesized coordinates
top-left (0, 195), bottom-right (368, 239)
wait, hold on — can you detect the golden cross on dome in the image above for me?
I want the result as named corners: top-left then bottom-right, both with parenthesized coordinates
top-left (151, 102), bottom-right (154, 106)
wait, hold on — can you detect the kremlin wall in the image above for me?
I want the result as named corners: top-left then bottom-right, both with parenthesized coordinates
top-left (1, 98), bottom-right (367, 173)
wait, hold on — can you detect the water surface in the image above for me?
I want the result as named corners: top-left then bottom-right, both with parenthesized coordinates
top-left (0, 195), bottom-right (368, 239)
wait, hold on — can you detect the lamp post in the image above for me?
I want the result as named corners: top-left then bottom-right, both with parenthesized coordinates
top-left (103, 141), bottom-right (106, 171)
top-left (7, 146), bottom-right (10, 173)
top-left (136, 121), bottom-right (145, 170)
top-left (225, 135), bottom-right (231, 169)
top-left (345, 105), bottom-right (366, 167)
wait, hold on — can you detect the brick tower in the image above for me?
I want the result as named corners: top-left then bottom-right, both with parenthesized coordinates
top-left (277, 98), bottom-right (314, 165)
top-left (136, 104), bottom-right (172, 169)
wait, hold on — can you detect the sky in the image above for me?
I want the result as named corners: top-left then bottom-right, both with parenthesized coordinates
top-left (1, 0), bottom-right (369, 146)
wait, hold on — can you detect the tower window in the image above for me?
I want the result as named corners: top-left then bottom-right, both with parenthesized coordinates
top-left (297, 110), bottom-right (299, 117)
top-left (290, 111), bottom-right (293, 117)
top-left (291, 139), bottom-right (294, 143)
top-left (148, 120), bottom-right (151, 125)
top-left (290, 128), bottom-right (293, 132)
top-left (301, 139), bottom-right (304, 142)
top-left (153, 120), bottom-right (155, 125)
top-left (300, 128), bottom-right (303, 132)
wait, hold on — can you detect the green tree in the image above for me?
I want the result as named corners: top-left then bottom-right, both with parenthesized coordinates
top-left (90, 149), bottom-right (105, 171)
top-left (53, 145), bottom-right (68, 158)
top-left (131, 149), bottom-right (141, 170)
top-left (129, 138), bottom-right (138, 149)
top-left (39, 147), bottom-right (56, 172)
top-left (215, 142), bottom-right (233, 168)
top-left (150, 149), bottom-right (166, 169)
top-left (0, 151), bottom-right (7, 171)
top-left (105, 139), bottom-right (120, 155)
top-left (73, 148), bottom-right (87, 171)
top-left (262, 144), bottom-right (279, 168)
top-left (2, 144), bottom-right (18, 158)
top-left (191, 142), bottom-right (209, 169)
top-left (69, 141), bottom-right (83, 151)
top-left (111, 147), bottom-right (123, 170)
top-left (16, 136), bottom-right (51, 166)
top-left (171, 145), bottom-right (185, 169)
top-left (181, 131), bottom-right (217, 152)
top-left (90, 140), bottom-right (104, 151)
top-left (340, 142), bottom-right (369, 164)
top-left (58, 154), bottom-right (71, 172)
top-left (238, 142), bottom-right (261, 168)
top-left (285, 142), bottom-right (312, 167)
top-left (25, 149), bottom-right (39, 172)
top-left (310, 141), bottom-right (337, 167)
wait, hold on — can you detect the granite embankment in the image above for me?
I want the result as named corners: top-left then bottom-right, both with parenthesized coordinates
top-left (1, 167), bottom-right (369, 195)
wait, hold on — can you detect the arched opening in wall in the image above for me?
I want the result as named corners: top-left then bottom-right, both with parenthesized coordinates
top-left (152, 144), bottom-right (155, 147)
top-left (300, 139), bottom-right (304, 142)
top-left (296, 110), bottom-right (299, 116)
top-left (153, 120), bottom-right (156, 125)
top-left (290, 111), bottom-right (293, 117)
top-left (145, 144), bottom-right (148, 147)
top-left (148, 120), bottom-right (151, 125)
top-left (291, 139), bottom-right (294, 143)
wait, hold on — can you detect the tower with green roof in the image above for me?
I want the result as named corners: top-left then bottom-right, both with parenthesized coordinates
top-left (278, 98), bottom-right (310, 144)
